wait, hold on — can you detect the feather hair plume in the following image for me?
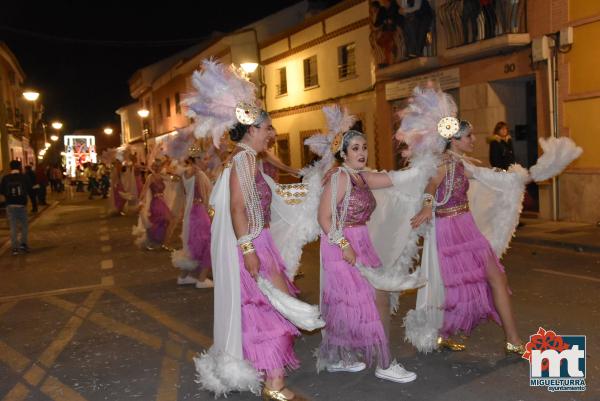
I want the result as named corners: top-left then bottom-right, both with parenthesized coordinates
top-left (182, 59), bottom-right (258, 147)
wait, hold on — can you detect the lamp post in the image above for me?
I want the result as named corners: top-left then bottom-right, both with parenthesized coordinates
top-left (23, 91), bottom-right (40, 161)
top-left (137, 109), bottom-right (150, 160)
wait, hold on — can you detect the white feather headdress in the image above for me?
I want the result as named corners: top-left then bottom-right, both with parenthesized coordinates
top-left (303, 105), bottom-right (356, 170)
top-left (396, 86), bottom-right (458, 159)
top-left (182, 59), bottom-right (260, 147)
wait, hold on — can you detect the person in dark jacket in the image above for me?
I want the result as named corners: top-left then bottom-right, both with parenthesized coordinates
top-left (0, 160), bottom-right (32, 255)
top-left (36, 164), bottom-right (49, 206)
top-left (488, 121), bottom-right (516, 170)
top-left (24, 164), bottom-right (38, 212)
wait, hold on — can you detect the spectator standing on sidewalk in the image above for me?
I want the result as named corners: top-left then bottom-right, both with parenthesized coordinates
top-left (24, 164), bottom-right (39, 213)
top-left (488, 121), bottom-right (515, 170)
top-left (0, 160), bottom-right (32, 255)
top-left (36, 164), bottom-right (49, 206)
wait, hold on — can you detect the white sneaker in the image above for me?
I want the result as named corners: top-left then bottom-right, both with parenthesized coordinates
top-left (326, 361), bottom-right (366, 373)
top-left (375, 362), bottom-right (417, 383)
top-left (177, 276), bottom-right (197, 285)
top-left (195, 278), bottom-right (214, 289)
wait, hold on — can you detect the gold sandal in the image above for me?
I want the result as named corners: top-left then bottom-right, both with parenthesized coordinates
top-left (262, 386), bottom-right (296, 401)
top-left (505, 342), bottom-right (526, 356)
top-left (437, 336), bottom-right (466, 351)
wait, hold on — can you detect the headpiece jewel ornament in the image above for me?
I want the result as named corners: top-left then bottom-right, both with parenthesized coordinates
top-left (437, 116), bottom-right (460, 139)
top-left (182, 59), bottom-right (265, 147)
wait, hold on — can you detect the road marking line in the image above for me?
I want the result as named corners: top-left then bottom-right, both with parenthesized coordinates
top-left (0, 283), bottom-right (109, 303)
top-left (100, 259), bottom-right (113, 270)
top-left (101, 245), bottom-right (112, 253)
top-left (43, 296), bottom-right (77, 313)
top-left (41, 375), bottom-right (89, 401)
top-left (38, 315), bottom-right (84, 368)
top-left (23, 363), bottom-right (46, 386)
top-left (1, 383), bottom-right (30, 401)
top-left (100, 276), bottom-right (114, 286)
top-left (88, 313), bottom-right (163, 350)
top-left (99, 226), bottom-right (108, 233)
top-left (99, 234), bottom-right (109, 241)
top-left (111, 288), bottom-right (212, 348)
top-left (534, 268), bottom-right (600, 283)
top-left (0, 340), bottom-right (30, 373)
top-left (156, 356), bottom-right (180, 401)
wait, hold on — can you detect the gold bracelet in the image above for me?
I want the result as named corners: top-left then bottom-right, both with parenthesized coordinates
top-left (337, 238), bottom-right (350, 250)
top-left (240, 242), bottom-right (255, 255)
top-left (423, 193), bottom-right (434, 207)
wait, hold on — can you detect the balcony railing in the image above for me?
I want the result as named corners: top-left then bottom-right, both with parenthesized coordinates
top-left (439, 0), bottom-right (527, 49)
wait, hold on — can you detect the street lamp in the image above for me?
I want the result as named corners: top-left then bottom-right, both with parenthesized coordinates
top-left (137, 108), bottom-right (150, 158)
top-left (104, 127), bottom-right (113, 135)
top-left (23, 91), bottom-right (41, 157)
top-left (51, 121), bottom-right (62, 143)
top-left (240, 62), bottom-right (259, 74)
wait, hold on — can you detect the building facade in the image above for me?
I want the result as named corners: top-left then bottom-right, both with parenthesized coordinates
top-left (0, 42), bottom-right (40, 172)
top-left (118, 0), bottom-right (597, 222)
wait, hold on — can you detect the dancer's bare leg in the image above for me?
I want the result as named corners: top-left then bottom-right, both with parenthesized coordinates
top-left (485, 256), bottom-right (521, 344)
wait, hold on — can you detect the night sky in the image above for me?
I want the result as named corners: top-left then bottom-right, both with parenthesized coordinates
top-left (1, 1), bottom-right (335, 133)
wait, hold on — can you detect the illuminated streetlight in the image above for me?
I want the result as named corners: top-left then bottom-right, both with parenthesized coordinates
top-left (51, 135), bottom-right (59, 141)
top-left (137, 109), bottom-right (149, 118)
top-left (45, 142), bottom-right (51, 148)
top-left (137, 109), bottom-right (150, 158)
top-left (23, 91), bottom-right (40, 102)
top-left (51, 121), bottom-right (63, 130)
top-left (104, 127), bottom-right (113, 135)
top-left (240, 62), bottom-right (259, 74)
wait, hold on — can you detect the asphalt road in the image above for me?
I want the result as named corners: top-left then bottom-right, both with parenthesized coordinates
top-left (1, 194), bottom-right (598, 401)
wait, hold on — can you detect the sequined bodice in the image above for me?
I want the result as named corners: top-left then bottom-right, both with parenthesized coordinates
top-left (255, 172), bottom-right (272, 225)
top-left (435, 160), bottom-right (469, 208)
top-left (150, 179), bottom-right (165, 194)
top-left (337, 173), bottom-right (376, 227)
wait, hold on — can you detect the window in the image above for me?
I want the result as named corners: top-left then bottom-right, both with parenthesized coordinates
top-left (166, 97), bottom-right (171, 117)
top-left (303, 56), bottom-right (318, 88)
top-left (158, 103), bottom-right (163, 120)
top-left (276, 67), bottom-right (287, 96)
top-left (300, 130), bottom-right (321, 166)
top-left (338, 43), bottom-right (356, 79)
top-left (274, 134), bottom-right (291, 165)
top-left (175, 92), bottom-right (181, 114)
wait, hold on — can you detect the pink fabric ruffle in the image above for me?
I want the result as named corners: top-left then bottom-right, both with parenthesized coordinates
top-left (319, 226), bottom-right (390, 368)
top-left (238, 229), bottom-right (300, 374)
top-left (436, 211), bottom-right (504, 338)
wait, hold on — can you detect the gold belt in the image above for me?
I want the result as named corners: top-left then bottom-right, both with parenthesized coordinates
top-left (153, 192), bottom-right (164, 198)
top-left (193, 198), bottom-right (203, 205)
top-left (436, 203), bottom-right (469, 218)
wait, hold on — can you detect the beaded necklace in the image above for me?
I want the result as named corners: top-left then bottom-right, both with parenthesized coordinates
top-left (234, 143), bottom-right (264, 245)
top-left (328, 167), bottom-right (354, 244)
top-left (434, 155), bottom-right (456, 208)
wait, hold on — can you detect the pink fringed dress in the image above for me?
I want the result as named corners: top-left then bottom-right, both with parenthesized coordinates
top-left (435, 159), bottom-right (503, 338)
top-left (318, 173), bottom-right (391, 369)
top-left (187, 182), bottom-right (212, 271)
top-left (238, 172), bottom-right (300, 374)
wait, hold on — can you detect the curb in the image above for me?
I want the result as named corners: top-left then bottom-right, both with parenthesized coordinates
top-left (0, 200), bottom-right (60, 256)
top-left (513, 236), bottom-right (600, 254)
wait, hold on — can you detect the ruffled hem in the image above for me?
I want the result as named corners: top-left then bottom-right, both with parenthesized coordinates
top-left (187, 205), bottom-right (212, 268)
top-left (238, 229), bottom-right (300, 373)
top-left (436, 211), bottom-right (505, 337)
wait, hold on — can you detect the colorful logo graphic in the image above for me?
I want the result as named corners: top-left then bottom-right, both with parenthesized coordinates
top-left (523, 327), bottom-right (586, 392)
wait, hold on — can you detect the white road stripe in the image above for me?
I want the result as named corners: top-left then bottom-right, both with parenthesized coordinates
top-left (101, 245), bottom-right (112, 253)
top-left (534, 268), bottom-right (600, 283)
top-left (100, 260), bottom-right (113, 270)
top-left (99, 234), bottom-right (109, 241)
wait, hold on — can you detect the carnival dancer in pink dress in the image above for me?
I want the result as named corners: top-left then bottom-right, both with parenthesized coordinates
top-left (138, 159), bottom-right (173, 250)
top-left (110, 159), bottom-right (126, 215)
top-left (314, 106), bottom-right (417, 383)
top-left (173, 144), bottom-right (214, 289)
top-left (409, 119), bottom-right (526, 353)
top-left (188, 60), bottom-right (324, 400)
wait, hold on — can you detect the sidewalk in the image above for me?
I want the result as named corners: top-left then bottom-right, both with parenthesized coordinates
top-left (514, 217), bottom-right (600, 253)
